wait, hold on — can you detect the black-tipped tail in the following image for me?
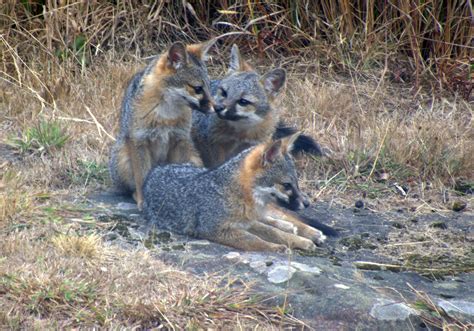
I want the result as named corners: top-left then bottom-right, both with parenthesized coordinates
top-left (273, 122), bottom-right (324, 156)
top-left (298, 214), bottom-right (338, 237)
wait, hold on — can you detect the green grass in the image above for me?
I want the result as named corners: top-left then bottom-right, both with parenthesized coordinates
top-left (8, 121), bottom-right (69, 155)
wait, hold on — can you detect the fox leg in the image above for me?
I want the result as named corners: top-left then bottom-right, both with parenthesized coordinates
top-left (249, 222), bottom-right (317, 251)
top-left (126, 138), bottom-right (151, 210)
top-left (264, 205), bottom-right (326, 245)
top-left (212, 228), bottom-right (288, 253)
top-left (167, 137), bottom-right (203, 167)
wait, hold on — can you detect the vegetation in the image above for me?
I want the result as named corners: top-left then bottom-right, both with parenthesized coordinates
top-left (0, 1), bottom-right (472, 328)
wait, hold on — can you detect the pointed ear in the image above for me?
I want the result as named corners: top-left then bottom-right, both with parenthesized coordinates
top-left (282, 132), bottom-right (301, 153)
top-left (187, 39), bottom-right (216, 62)
top-left (228, 44), bottom-right (242, 73)
top-left (227, 44), bottom-right (253, 74)
top-left (262, 140), bottom-right (282, 167)
top-left (167, 42), bottom-right (188, 70)
top-left (261, 68), bottom-right (286, 97)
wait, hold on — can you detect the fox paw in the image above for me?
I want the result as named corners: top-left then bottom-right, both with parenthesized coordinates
top-left (312, 230), bottom-right (327, 246)
top-left (298, 238), bottom-right (317, 251)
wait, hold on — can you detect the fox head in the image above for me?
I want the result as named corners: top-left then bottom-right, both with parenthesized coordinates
top-left (214, 44), bottom-right (286, 126)
top-left (247, 133), bottom-right (310, 211)
top-left (157, 40), bottom-right (215, 114)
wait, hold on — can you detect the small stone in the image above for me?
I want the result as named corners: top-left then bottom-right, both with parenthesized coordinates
top-left (334, 283), bottom-right (350, 290)
top-left (224, 252), bottom-right (241, 260)
top-left (430, 221), bottom-right (448, 230)
top-left (291, 262), bottom-right (321, 275)
top-left (249, 260), bottom-right (267, 274)
top-left (267, 266), bottom-right (296, 284)
top-left (391, 221), bottom-right (405, 229)
top-left (171, 244), bottom-right (185, 251)
top-left (452, 201), bottom-right (467, 212)
top-left (355, 200), bottom-right (364, 209)
top-left (265, 260), bottom-right (274, 267)
top-left (116, 202), bottom-right (137, 210)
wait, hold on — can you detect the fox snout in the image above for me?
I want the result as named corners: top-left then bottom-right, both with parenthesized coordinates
top-left (197, 97), bottom-right (214, 114)
top-left (288, 191), bottom-right (310, 210)
top-left (274, 185), bottom-right (311, 211)
top-left (214, 104), bottom-right (225, 114)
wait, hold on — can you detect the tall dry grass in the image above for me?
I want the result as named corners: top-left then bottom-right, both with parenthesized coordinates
top-left (1, 1), bottom-right (472, 97)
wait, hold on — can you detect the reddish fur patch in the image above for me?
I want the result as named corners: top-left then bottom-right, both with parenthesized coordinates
top-left (131, 47), bottom-right (194, 133)
top-left (240, 60), bottom-right (254, 72)
top-left (238, 144), bottom-right (266, 210)
top-left (186, 43), bottom-right (204, 59)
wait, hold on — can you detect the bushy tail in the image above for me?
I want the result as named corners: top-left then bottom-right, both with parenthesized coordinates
top-left (273, 122), bottom-right (324, 156)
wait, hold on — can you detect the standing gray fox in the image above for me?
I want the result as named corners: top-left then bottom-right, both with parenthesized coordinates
top-left (192, 44), bottom-right (323, 169)
top-left (109, 40), bottom-right (215, 209)
top-left (143, 133), bottom-right (326, 252)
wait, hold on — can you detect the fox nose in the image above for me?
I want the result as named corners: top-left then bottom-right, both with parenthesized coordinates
top-left (215, 105), bottom-right (225, 113)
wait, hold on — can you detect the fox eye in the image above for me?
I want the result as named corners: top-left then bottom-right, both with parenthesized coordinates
top-left (193, 86), bottom-right (203, 94)
top-left (220, 88), bottom-right (227, 98)
top-left (238, 98), bottom-right (251, 106)
top-left (282, 183), bottom-right (293, 191)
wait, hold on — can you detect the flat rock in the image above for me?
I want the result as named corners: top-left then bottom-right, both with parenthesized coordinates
top-left (87, 191), bottom-right (474, 329)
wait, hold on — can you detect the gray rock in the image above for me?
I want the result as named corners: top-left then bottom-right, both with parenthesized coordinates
top-left (116, 202), bottom-right (138, 211)
top-left (89, 191), bottom-right (474, 330)
top-left (267, 265), bottom-right (296, 284)
top-left (370, 298), bottom-right (418, 321)
top-left (438, 299), bottom-right (474, 317)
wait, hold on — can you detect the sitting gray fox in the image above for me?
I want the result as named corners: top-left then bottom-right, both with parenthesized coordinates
top-left (109, 40), bottom-right (215, 209)
top-left (143, 133), bottom-right (326, 252)
top-left (192, 44), bottom-right (323, 169)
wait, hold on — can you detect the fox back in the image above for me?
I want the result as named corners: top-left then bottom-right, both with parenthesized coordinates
top-left (143, 134), bottom-right (304, 241)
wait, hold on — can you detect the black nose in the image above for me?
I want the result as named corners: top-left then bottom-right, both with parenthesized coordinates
top-left (215, 105), bottom-right (224, 113)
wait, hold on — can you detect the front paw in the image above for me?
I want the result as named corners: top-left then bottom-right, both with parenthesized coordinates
top-left (311, 230), bottom-right (327, 246)
top-left (297, 238), bottom-right (317, 251)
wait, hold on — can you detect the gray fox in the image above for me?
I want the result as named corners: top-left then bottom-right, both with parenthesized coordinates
top-left (109, 40), bottom-right (215, 209)
top-left (143, 133), bottom-right (326, 252)
top-left (192, 44), bottom-right (323, 169)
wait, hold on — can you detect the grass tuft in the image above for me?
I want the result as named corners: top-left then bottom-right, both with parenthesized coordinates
top-left (7, 121), bottom-right (69, 155)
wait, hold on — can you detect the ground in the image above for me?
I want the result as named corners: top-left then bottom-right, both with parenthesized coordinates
top-left (1, 58), bottom-right (473, 329)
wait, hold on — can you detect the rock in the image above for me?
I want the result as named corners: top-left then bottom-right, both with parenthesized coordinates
top-left (249, 260), bottom-right (268, 274)
top-left (291, 262), bottom-right (321, 275)
top-left (267, 265), bottom-right (296, 284)
top-left (355, 200), bottom-right (364, 209)
top-left (452, 201), bottom-right (467, 212)
top-left (334, 283), bottom-right (350, 290)
top-left (430, 221), bottom-right (448, 229)
top-left (224, 252), bottom-right (240, 260)
top-left (116, 202), bottom-right (138, 210)
top-left (438, 299), bottom-right (474, 319)
top-left (370, 298), bottom-right (418, 321)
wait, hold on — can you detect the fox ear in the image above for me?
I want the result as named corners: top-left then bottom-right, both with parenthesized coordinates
top-left (228, 44), bottom-right (253, 74)
top-left (282, 132), bottom-right (301, 153)
top-left (262, 140), bottom-right (282, 167)
top-left (167, 42), bottom-right (188, 70)
top-left (261, 68), bottom-right (286, 97)
top-left (187, 39), bottom-right (216, 62)
top-left (228, 44), bottom-right (242, 73)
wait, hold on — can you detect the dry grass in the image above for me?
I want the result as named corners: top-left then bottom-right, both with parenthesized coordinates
top-left (1, 1), bottom-right (473, 328)
top-left (1, 220), bottom-right (301, 329)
